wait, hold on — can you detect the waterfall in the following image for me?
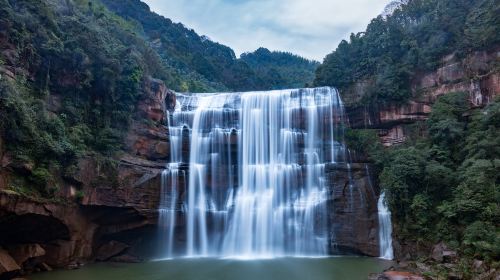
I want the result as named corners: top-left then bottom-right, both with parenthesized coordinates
top-left (377, 192), bottom-right (394, 260)
top-left (159, 87), bottom-right (348, 258)
top-left (158, 111), bottom-right (184, 259)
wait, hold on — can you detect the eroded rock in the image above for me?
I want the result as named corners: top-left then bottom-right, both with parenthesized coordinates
top-left (431, 242), bottom-right (457, 263)
top-left (0, 248), bottom-right (20, 278)
top-left (95, 241), bottom-right (129, 261)
top-left (6, 244), bottom-right (45, 266)
top-left (345, 50), bottom-right (500, 147)
top-left (382, 271), bottom-right (424, 280)
top-left (326, 163), bottom-right (379, 256)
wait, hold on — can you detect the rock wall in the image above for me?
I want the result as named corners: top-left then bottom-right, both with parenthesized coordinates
top-left (0, 74), bottom-right (385, 280)
top-left (345, 50), bottom-right (500, 146)
top-left (0, 77), bottom-right (174, 278)
top-left (326, 163), bottom-right (379, 256)
top-left (0, 192), bottom-right (95, 270)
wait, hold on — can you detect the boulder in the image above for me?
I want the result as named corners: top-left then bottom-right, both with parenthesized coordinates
top-left (0, 248), bottom-right (20, 276)
top-left (37, 262), bottom-right (52, 272)
top-left (95, 241), bottom-right (129, 261)
top-left (109, 254), bottom-right (142, 263)
top-left (431, 242), bottom-right (457, 263)
top-left (138, 77), bottom-right (173, 123)
top-left (475, 269), bottom-right (499, 280)
top-left (472, 259), bottom-right (486, 274)
top-left (6, 244), bottom-right (45, 265)
top-left (382, 271), bottom-right (424, 280)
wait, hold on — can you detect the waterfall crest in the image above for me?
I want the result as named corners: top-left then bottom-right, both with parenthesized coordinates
top-left (159, 87), bottom-right (349, 258)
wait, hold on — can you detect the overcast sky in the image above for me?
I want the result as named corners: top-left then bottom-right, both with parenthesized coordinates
top-left (142, 0), bottom-right (392, 62)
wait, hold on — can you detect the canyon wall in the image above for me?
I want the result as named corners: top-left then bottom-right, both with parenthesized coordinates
top-left (0, 77), bottom-right (172, 277)
top-left (344, 50), bottom-right (499, 146)
top-left (1, 80), bottom-right (383, 280)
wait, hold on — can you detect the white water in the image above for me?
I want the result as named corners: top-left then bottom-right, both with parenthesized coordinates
top-left (159, 87), bottom-right (349, 258)
top-left (377, 192), bottom-right (394, 260)
top-left (158, 113), bottom-right (184, 259)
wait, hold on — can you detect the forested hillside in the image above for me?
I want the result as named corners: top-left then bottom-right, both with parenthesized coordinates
top-left (240, 48), bottom-right (319, 89)
top-left (315, 0), bottom-right (499, 103)
top-left (0, 0), bottom-right (316, 199)
top-left (382, 95), bottom-right (498, 277)
top-left (0, 0), bottom-right (162, 198)
top-left (100, 0), bottom-right (319, 92)
top-left (324, 0), bottom-right (500, 277)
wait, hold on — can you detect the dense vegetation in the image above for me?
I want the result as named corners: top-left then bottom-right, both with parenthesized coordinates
top-left (240, 48), bottom-right (318, 89)
top-left (100, 0), bottom-right (319, 92)
top-left (0, 1), bottom-right (498, 274)
top-left (381, 93), bottom-right (499, 274)
top-left (0, 0), bottom-right (163, 197)
top-left (0, 0), bottom-right (316, 198)
top-left (314, 0), bottom-right (500, 103)
top-left (319, 0), bottom-right (499, 275)
top-left (348, 93), bottom-right (500, 275)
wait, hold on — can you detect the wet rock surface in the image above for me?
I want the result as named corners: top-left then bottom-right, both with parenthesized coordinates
top-left (326, 163), bottom-right (379, 256)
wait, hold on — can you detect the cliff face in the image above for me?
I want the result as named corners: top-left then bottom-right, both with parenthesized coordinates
top-left (0, 79), bottom-right (384, 280)
top-left (326, 163), bottom-right (379, 256)
top-left (0, 77), bottom-right (174, 277)
top-left (345, 50), bottom-right (500, 146)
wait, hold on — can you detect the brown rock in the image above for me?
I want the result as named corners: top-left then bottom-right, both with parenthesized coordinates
top-left (96, 241), bottom-right (129, 261)
top-left (382, 271), bottom-right (424, 280)
top-left (109, 254), bottom-right (142, 263)
top-left (431, 242), bottom-right (457, 263)
top-left (154, 141), bottom-right (169, 158)
top-left (6, 244), bottom-right (45, 265)
top-left (37, 262), bottom-right (52, 272)
top-left (0, 193), bottom-right (96, 268)
top-left (137, 77), bottom-right (171, 123)
top-left (473, 259), bottom-right (486, 274)
top-left (442, 249), bottom-right (457, 263)
top-left (0, 76), bottom-right (177, 271)
top-left (415, 262), bottom-right (431, 274)
top-left (125, 121), bottom-right (170, 160)
top-left (0, 248), bottom-right (20, 275)
top-left (475, 269), bottom-right (499, 280)
top-left (369, 271), bottom-right (425, 280)
top-left (431, 242), bottom-right (446, 262)
top-left (326, 163), bottom-right (379, 256)
top-left (437, 62), bottom-right (465, 83)
top-left (346, 49), bottom-right (500, 148)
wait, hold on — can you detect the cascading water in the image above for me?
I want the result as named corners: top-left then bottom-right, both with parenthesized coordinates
top-left (158, 112), bottom-right (185, 259)
top-left (159, 87), bottom-right (349, 258)
top-left (377, 192), bottom-right (394, 260)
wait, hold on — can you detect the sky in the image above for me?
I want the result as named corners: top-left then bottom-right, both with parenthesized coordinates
top-left (142, 0), bottom-right (392, 62)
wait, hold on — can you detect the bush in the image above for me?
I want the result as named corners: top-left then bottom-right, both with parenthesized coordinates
top-left (463, 221), bottom-right (500, 261)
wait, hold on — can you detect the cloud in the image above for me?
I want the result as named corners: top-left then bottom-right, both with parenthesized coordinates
top-left (142, 0), bottom-right (391, 61)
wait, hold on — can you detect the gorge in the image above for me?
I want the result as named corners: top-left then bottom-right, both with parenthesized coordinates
top-left (0, 0), bottom-right (498, 279)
